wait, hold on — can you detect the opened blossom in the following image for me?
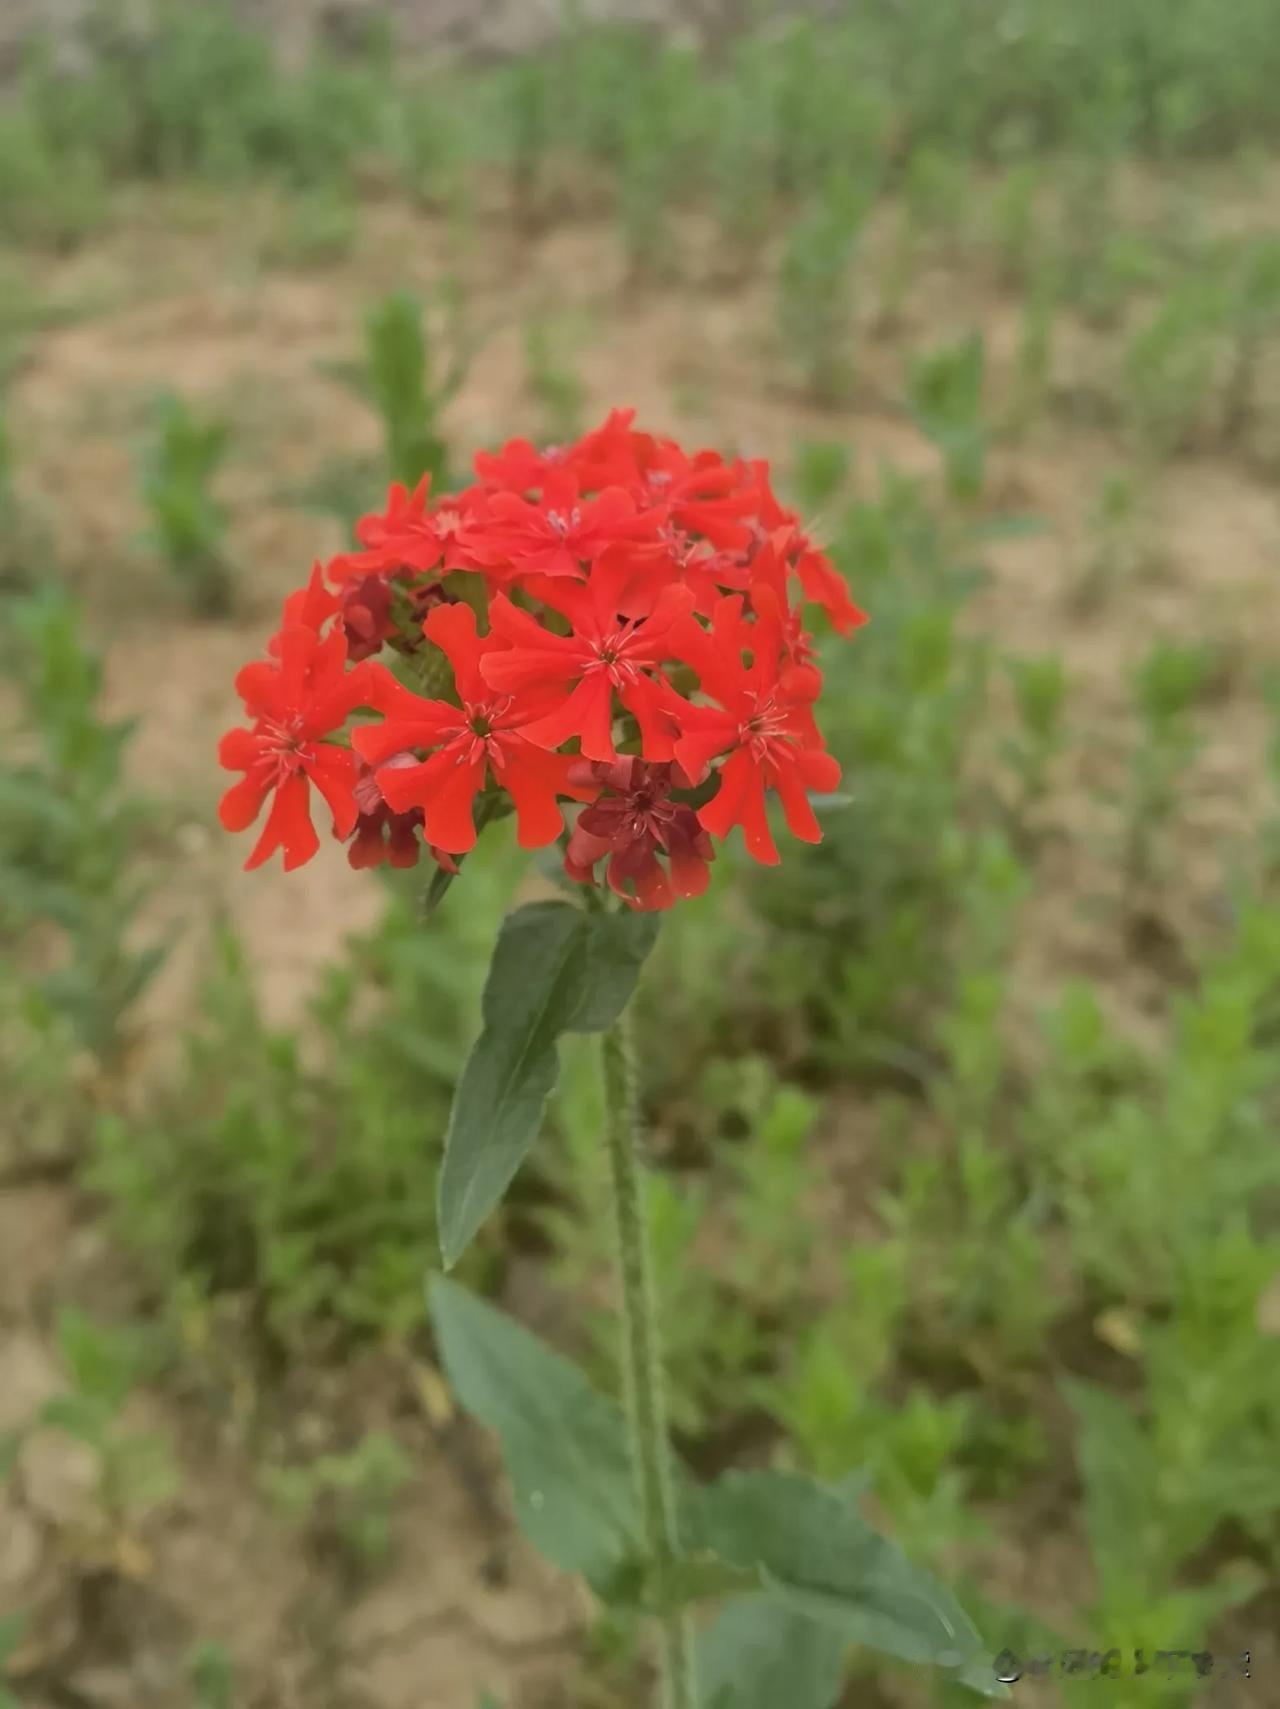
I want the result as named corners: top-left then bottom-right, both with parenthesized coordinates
top-left (217, 409), bottom-right (863, 905)
top-left (565, 758), bottom-right (713, 911)
top-left (481, 551), bottom-right (693, 762)
top-left (219, 624), bottom-right (372, 872)
top-left (353, 603), bottom-right (595, 854)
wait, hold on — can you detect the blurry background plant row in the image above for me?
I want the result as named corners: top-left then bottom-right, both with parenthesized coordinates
top-left (2, 1), bottom-right (1279, 1706)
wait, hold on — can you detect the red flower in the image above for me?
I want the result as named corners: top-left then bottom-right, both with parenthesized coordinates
top-left (339, 574), bottom-right (398, 661)
top-left (472, 474), bottom-right (663, 581)
top-left (219, 625), bottom-right (372, 871)
top-left (344, 753), bottom-right (424, 869)
top-left (748, 462), bottom-right (866, 636)
top-left (480, 549), bottom-right (694, 762)
top-left (669, 589), bottom-right (840, 864)
top-left (277, 561), bottom-right (340, 639)
top-left (352, 604), bottom-right (596, 854)
top-left (328, 476), bottom-right (482, 583)
top-left (472, 436), bottom-right (571, 496)
top-left (564, 758), bottom-right (713, 911)
top-left (634, 440), bottom-right (759, 551)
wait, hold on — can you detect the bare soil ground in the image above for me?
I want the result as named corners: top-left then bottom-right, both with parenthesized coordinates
top-left (3, 184), bottom-right (1279, 1705)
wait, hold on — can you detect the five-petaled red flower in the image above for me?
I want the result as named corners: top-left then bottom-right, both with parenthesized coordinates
top-left (219, 625), bottom-right (372, 871)
top-left (353, 603), bottom-right (596, 854)
top-left (669, 588), bottom-right (841, 864)
top-left (481, 550), bottom-right (694, 762)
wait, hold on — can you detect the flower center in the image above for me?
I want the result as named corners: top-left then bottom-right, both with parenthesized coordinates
top-left (453, 697), bottom-right (516, 767)
top-left (545, 507), bottom-right (582, 539)
top-left (739, 694), bottom-right (791, 761)
top-left (588, 621), bottom-right (644, 685)
top-left (258, 714), bottom-right (307, 782)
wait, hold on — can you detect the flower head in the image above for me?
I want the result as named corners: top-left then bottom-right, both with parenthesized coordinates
top-left (217, 410), bottom-right (863, 904)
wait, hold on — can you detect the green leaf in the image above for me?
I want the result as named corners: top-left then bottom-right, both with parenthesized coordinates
top-left (438, 902), bottom-right (659, 1266)
top-left (699, 1597), bottom-right (845, 1709)
top-left (687, 1470), bottom-right (1003, 1697)
top-left (428, 1276), bottom-right (640, 1581)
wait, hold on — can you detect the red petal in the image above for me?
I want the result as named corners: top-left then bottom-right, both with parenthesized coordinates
top-left (304, 743), bottom-right (360, 838)
top-left (698, 749), bottom-right (778, 864)
top-left (420, 754), bottom-right (486, 853)
top-left (422, 602), bottom-right (487, 702)
top-left (500, 742), bottom-right (575, 849)
top-left (218, 726), bottom-right (261, 771)
top-left (245, 773), bottom-right (318, 872)
top-left (218, 771), bottom-right (267, 832)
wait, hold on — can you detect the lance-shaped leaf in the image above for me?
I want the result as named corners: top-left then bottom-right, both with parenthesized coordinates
top-left (698, 1597), bottom-right (846, 1709)
top-left (438, 902), bottom-right (659, 1266)
top-left (686, 1469), bottom-right (1005, 1698)
top-left (428, 1276), bottom-right (640, 1582)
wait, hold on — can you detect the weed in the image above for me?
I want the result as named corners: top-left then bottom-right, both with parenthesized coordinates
top-left (776, 173), bottom-right (869, 405)
top-left (1124, 276), bottom-right (1227, 456)
top-left (139, 393), bottom-right (234, 617)
top-left (333, 288), bottom-right (475, 494)
top-left (1123, 640), bottom-right (1214, 897)
top-left (1006, 257), bottom-right (1061, 436)
top-left (0, 593), bottom-right (163, 1066)
top-left (789, 440), bottom-right (853, 516)
top-left (91, 848), bottom-right (517, 1357)
top-left (264, 1431), bottom-right (413, 1578)
top-left (989, 160), bottom-right (1041, 289)
top-left (189, 1640), bottom-right (236, 1709)
top-left (906, 332), bottom-right (988, 504)
top-left (1001, 653), bottom-right (1069, 822)
top-left (23, 1309), bottom-right (178, 1541)
top-left (524, 312), bottom-right (587, 443)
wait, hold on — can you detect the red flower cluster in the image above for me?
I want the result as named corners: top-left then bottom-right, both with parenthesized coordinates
top-left (218, 410), bottom-right (865, 909)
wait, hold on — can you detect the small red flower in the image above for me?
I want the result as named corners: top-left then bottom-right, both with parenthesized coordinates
top-left (634, 440), bottom-right (760, 551)
top-left (328, 475), bottom-right (483, 583)
top-left (339, 574), bottom-right (398, 661)
top-left (564, 758), bottom-right (713, 911)
top-left (669, 589), bottom-right (840, 864)
top-left (344, 753), bottom-right (424, 869)
top-left (472, 435), bottom-right (571, 496)
top-left (353, 603), bottom-right (596, 854)
top-left (481, 549), bottom-right (694, 762)
top-left (219, 625), bottom-right (372, 871)
top-left (277, 561), bottom-right (340, 638)
top-left (472, 474), bottom-right (663, 582)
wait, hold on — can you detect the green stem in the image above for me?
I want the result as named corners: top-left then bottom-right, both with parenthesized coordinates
top-left (601, 1005), bottom-right (698, 1709)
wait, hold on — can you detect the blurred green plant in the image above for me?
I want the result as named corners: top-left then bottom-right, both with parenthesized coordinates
top-left (1002, 653), bottom-right (1069, 823)
top-left (0, 593), bottom-right (163, 1067)
top-left (31, 1307), bottom-right (178, 1534)
top-left (189, 1640), bottom-right (236, 1709)
top-left (777, 174), bottom-right (869, 405)
top-left (524, 312), bottom-right (586, 443)
top-left (139, 393), bottom-right (234, 617)
top-left (1123, 640), bottom-right (1214, 897)
top-left (90, 851), bottom-right (517, 1357)
top-left (264, 1431), bottom-right (413, 1578)
top-left (906, 332), bottom-right (988, 504)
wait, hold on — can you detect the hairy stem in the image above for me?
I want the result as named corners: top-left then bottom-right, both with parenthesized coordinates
top-left (601, 1005), bottom-right (698, 1709)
